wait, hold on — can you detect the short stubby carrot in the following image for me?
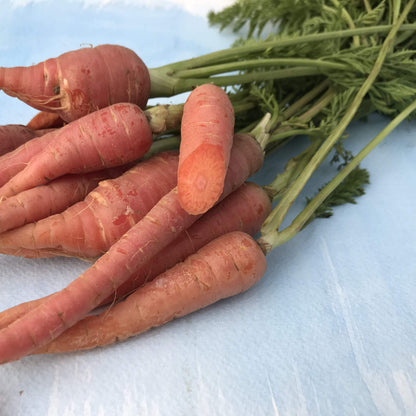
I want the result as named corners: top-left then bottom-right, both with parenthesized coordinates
top-left (0, 103), bottom-right (153, 198)
top-left (0, 151), bottom-right (179, 259)
top-left (0, 133), bottom-right (264, 363)
top-left (27, 111), bottom-right (65, 130)
top-left (0, 44), bottom-right (150, 122)
top-left (0, 166), bottom-right (128, 234)
top-left (0, 181), bottom-right (272, 330)
top-left (34, 231), bottom-right (267, 354)
top-left (178, 84), bottom-right (234, 215)
top-left (0, 124), bottom-right (52, 157)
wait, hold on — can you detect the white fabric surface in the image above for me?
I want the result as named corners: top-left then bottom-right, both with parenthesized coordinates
top-left (0, 2), bottom-right (415, 415)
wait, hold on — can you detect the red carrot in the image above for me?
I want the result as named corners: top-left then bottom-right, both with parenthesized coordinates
top-left (0, 124), bottom-right (52, 157)
top-left (0, 151), bottom-right (179, 259)
top-left (27, 111), bottom-right (65, 130)
top-left (0, 44), bottom-right (150, 122)
top-left (0, 103), bottom-right (153, 198)
top-left (0, 166), bottom-right (128, 234)
top-left (34, 231), bottom-right (267, 354)
top-left (178, 84), bottom-right (234, 215)
top-left (0, 133), bottom-right (264, 363)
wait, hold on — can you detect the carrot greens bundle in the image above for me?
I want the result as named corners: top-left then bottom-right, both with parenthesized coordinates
top-left (0, 0), bottom-right (416, 362)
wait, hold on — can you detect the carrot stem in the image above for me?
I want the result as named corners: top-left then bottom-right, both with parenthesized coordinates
top-left (264, 95), bottom-right (416, 248)
top-left (148, 24), bottom-right (416, 97)
top-left (259, 0), bottom-right (415, 252)
top-left (173, 58), bottom-right (348, 79)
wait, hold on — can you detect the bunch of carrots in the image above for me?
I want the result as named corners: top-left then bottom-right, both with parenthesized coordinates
top-left (0, 44), bottom-right (276, 363)
top-left (1, 0), bottom-right (416, 364)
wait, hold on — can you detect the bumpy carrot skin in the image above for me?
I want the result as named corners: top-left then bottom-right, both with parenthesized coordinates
top-left (34, 231), bottom-right (267, 354)
top-left (0, 44), bottom-right (150, 122)
top-left (0, 103), bottom-right (153, 198)
top-left (0, 166), bottom-right (128, 234)
top-left (0, 133), bottom-right (263, 364)
top-left (27, 111), bottom-right (65, 130)
top-left (178, 84), bottom-right (234, 215)
top-left (0, 124), bottom-right (53, 157)
top-left (0, 181), bottom-right (271, 330)
top-left (0, 151), bottom-right (179, 259)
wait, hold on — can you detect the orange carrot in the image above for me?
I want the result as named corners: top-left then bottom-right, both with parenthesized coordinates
top-left (0, 133), bottom-right (264, 363)
top-left (0, 166), bottom-right (128, 234)
top-left (0, 181), bottom-right (271, 330)
top-left (178, 84), bottom-right (234, 215)
top-left (0, 124), bottom-right (53, 157)
top-left (0, 103), bottom-right (153, 198)
top-left (34, 231), bottom-right (266, 354)
top-left (0, 44), bottom-right (150, 122)
top-left (0, 151), bottom-right (179, 259)
top-left (27, 111), bottom-right (65, 130)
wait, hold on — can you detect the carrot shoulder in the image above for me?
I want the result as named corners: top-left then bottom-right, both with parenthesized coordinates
top-left (0, 133), bottom-right (263, 363)
top-left (34, 231), bottom-right (267, 354)
top-left (178, 84), bottom-right (234, 215)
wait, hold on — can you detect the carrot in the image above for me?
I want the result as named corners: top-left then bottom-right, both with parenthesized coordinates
top-left (109, 181), bottom-right (272, 303)
top-left (0, 133), bottom-right (264, 363)
top-left (0, 181), bottom-right (271, 331)
top-left (0, 124), bottom-right (53, 157)
top-left (0, 166), bottom-right (128, 234)
top-left (0, 128), bottom-right (59, 188)
top-left (178, 84), bottom-right (234, 215)
top-left (0, 103), bottom-right (153, 198)
top-left (0, 151), bottom-right (179, 259)
top-left (33, 231), bottom-right (266, 354)
top-left (27, 111), bottom-right (65, 130)
top-left (0, 44), bottom-right (150, 122)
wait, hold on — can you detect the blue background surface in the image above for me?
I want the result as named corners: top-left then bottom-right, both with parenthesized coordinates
top-left (0, 1), bottom-right (416, 415)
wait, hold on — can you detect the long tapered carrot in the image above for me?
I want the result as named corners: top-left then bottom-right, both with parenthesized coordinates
top-left (177, 83), bottom-right (234, 215)
top-left (33, 231), bottom-right (267, 354)
top-left (0, 166), bottom-right (128, 234)
top-left (0, 133), bottom-right (264, 364)
top-left (0, 44), bottom-right (150, 122)
top-left (0, 181), bottom-right (271, 330)
top-left (0, 151), bottom-right (179, 259)
top-left (0, 103), bottom-right (153, 198)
